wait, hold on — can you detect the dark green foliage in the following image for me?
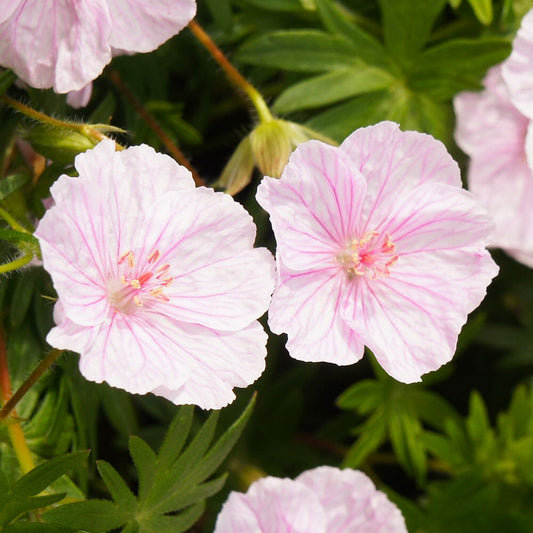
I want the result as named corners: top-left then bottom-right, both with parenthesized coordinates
top-left (42, 397), bottom-right (255, 532)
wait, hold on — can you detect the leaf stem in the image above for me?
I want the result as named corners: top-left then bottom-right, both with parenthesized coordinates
top-left (1, 94), bottom-right (125, 150)
top-left (0, 349), bottom-right (63, 423)
top-left (107, 69), bottom-right (206, 187)
top-left (0, 206), bottom-right (30, 234)
top-left (0, 328), bottom-right (35, 474)
top-left (0, 250), bottom-right (33, 275)
top-left (188, 20), bottom-right (274, 124)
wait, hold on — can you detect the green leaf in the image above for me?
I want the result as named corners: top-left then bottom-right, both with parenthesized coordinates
top-left (11, 452), bottom-right (88, 500)
top-left (205, 0), bottom-right (233, 33)
top-left (343, 410), bottom-right (387, 468)
top-left (0, 174), bottom-right (30, 201)
top-left (468, 0), bottom-right (493, 25)
top-left (4, 523), bottom-right (75, 533)
top-left (97, 461), bottom-right (137, 512)
top-left (336, 379), bottom-right (384, 415)
top-left (0, 70), bottom-right (17, 96)
top-left (0, 451), bottom-right (88, 525)
top-left (378, 0), bottom-right (448, 64)
top-left (306, 90), bottom-right (394, 142)
top-left (138, 502), bottom-right (205, 533)
top-left (129, 436), bottom-right (157, 503)
top-left (388, 408), bottom-right (427, 483)
top-left (273, 66), bottom-right (393, 113)
top-left (466, 391), bottom-right (491, 446)
top-left (9, 271), bottom-right (35, 328)
top-left (157, 405), bottom-right (194, 472)
top-left (43, 500), bottom-right (132, 532)
top-left (409, 37), bottom-right (511, 100)
top-left (314, 0), bottom-right (396, 71)
top-left (236, 30), bottom-right (358, 72)
top-left (239, 0), bottom-right (304, 11)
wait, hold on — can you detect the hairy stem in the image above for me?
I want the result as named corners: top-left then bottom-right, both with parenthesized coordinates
top-left (188, 20), bottom-right (274, 124)
top-left (2, 94), bottom-right (124, 150)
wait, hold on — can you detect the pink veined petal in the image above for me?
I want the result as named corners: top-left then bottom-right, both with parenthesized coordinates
top-left (144, 186), bottom-right (262, 273)
top-left (268, 265), bottom-right (365, 365)
top-left (35, 175), bottom-right (112, 326)
top-left (342, 250), bottom-right (498, 382)
top-left (454, 66), bottom-right (527, 157)
top-left (0, 0), bottom-right (112, 92)
top-left (379, 182), bottom-right (494, 255)
top-left (256, 141), bottom-right (367, 272)
top-left (0, 1), bottom-right (22, 24)
top-left (66, 82), bottom-right (93, 108)
top-left (72, 140), bottom-right (195, 271)
top-left (163, 248), bottom-right (275, 331)
top-left (297, 467), bottom-right (407, 533)
top-left (146, 320), bottom-right (268, 410)
top-left (340, 121), bottom-right (461, 231)
top-left (107, 0), bottom-right (196, 53)
top-left (502, 9), bottom-right (533, 119)
top-left (454, 66), bottom-right (533, 264)
top-left (214, 477), bottom-right (327, 533)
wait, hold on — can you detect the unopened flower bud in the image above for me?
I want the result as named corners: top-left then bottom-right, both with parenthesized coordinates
top-left (25, 124), bottom-right (97, 164)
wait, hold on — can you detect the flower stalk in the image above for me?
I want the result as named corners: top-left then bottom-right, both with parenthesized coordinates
top-left (0, 328), bottom-right (35, 474)
top-left (1, 94), bottom-right (125, 150)
top-left (188, 20), bottom-right (274, 124)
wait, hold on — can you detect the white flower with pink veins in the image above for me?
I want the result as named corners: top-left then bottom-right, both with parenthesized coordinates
top-left (0, 0), bottom-right (196, 94)
top-left (455, 65), bottom-right (533, 267)
top-left (35, 139), bottom-right (275, 409)
top-left (215, 466), bottom-right (407, 533)
top-left (257, 121), bottom-right (498, 382)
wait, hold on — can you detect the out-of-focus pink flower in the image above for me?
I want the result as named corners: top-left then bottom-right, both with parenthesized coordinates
top-left (257, 121), bottom-right (497, 382)
top-left (455, 66), bottom-right (533, 266)
top-left (34, 139), bottom-right (275, 409)
top-left (0, 0), bottom-right (196, 94)
top-left (502, 9), bottom-right (533, 119)
top-left (214, 466), bottom-right (407, 533)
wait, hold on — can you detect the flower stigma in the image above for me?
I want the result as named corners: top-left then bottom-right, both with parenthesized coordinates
top-left (108, 249), bottom-right (174, 313)
top-left (337, 231), bottom-right (399, 280)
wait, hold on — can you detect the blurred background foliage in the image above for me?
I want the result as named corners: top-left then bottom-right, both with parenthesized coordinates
top-left (1, 0), bottom-right (533, 531)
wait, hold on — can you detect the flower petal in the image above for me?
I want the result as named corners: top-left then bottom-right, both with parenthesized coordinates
top-left (454, 66), bottom-right (533, 263)
top-left (214, 477), bottom-right (326, 533)
top-left (381, 183), bottom-right (494, 254)
top-left (0, 0), bottom-right (112, 92)
top-left (340, 121), bottom-right (461, 231)
top-left (502, 9), bottom-right (533, 119)
top-left (297, 467), bottom-right (407, 533)
top-left (269, 266), bottom-right (365, 365)
top-left (257, 140), bottom-right (367, 272)
top-left (342, 250), bottom-right (498, 382)
top-left (108, 0), bottom-right (196, 53)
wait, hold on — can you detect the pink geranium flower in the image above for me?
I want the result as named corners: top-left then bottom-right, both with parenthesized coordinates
top-left (0, 0), bottom-right (196, 94)
top-left (214, 466), bottom-right (407, 532)
top-left (35, 139), bottom-right (275, 409)
top-left (455, 66), bottom-right (533, 266)
top-left (502, 9), bottom-right (533, 118)
top-left (257, 121), bottom-right (497, 382)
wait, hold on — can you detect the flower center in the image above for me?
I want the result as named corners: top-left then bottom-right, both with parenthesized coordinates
top-left (337, 231), bottom-right (398, 280)
top-left (108, 249), bottom-right (174, 314)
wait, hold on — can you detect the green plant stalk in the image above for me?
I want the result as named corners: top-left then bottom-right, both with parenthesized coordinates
top-left (0, 328), bottom-right (35, 474)
top-left (188, 20), bottom-right (274, 124)
top-left (0, 250), bottom-right (33, 275)
top-left (0, 349), bottom-right (63, 423)
top-left (1, 94), bottom-right (125, 150)
top-left (0, 206), bottom-right (30, 234)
